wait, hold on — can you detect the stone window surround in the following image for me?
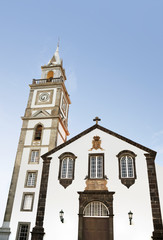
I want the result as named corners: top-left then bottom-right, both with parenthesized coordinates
top-left (24, 170), bottom-right (38, 188)
top-left (28, 149), bottom-right (41, 164)
top-left (20, 192), bottom-right (35, 212)
top-left (16, 222), bottom-right (31, 240)
top-left (116, 150), bottom-right (137, 188)
top-left (88, 153), bottom-right (105, 179)
top-left (58, 152), bottom-right (77, 188)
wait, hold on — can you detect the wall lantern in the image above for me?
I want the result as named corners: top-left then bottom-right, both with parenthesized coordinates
top-left (59, 210), bottom-right (64, 223)
top-left (128, 211), bottom-right (133, 225)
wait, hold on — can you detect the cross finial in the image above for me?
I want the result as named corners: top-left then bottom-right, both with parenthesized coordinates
top-left (93, 116), bottom-right (101, 125)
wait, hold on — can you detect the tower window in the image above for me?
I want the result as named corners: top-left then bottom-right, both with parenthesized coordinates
top-left (89, 154), bottom-right (104, 179)
top-left (16, 222), bottom-right (30, 240)
top-left (25, 171), bottom-right (37, 187)
top-left (29, 150), bottom-right (39, 163)
top-left (21, 193), bottom-right (34, 211)
top-left (117, 150), bottom-right (137, 188)
top-left (47, 71), bottom-right (54, 79)
top-left (34, 125), bottom-right (42, 141)
top-left (58, 152), bottom-right (77, 188)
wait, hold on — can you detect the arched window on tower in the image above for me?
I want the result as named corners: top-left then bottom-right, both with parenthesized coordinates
top-left (47, 71), bottom-right (54, 79)
top-left (34, 125), bottom-right (42, 141)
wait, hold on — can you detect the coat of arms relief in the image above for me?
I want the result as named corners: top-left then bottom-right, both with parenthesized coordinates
top-left (89, 136), bottom-right (104, 151)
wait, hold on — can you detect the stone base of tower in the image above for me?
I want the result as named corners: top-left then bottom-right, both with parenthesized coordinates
top-left (0, 222), bottom-right (11, 240)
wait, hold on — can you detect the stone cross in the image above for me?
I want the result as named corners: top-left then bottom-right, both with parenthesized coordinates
top-left (93, 116), bottom-right (101, 124)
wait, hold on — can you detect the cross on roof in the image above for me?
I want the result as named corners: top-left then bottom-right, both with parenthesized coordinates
top-left (93, 116), bottom-right (101, 125)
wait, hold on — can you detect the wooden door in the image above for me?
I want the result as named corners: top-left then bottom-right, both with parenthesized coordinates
top-left (83, 217), bottom-right (109, 240)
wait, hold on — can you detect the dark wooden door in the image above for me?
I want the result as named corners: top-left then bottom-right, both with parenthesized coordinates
top-left (83, 217), bottom-right (109, 240)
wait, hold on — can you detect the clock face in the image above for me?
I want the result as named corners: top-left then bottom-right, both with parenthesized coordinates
top-left (39, 93), bottom-right (50, 102)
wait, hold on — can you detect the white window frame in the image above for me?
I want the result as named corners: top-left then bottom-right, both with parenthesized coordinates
top-left (29, 150), bottom-right (40, 164)
top-left (25, 171), bottom-right (37, 187)
top-left (61, 157), bottom-right (73, 179)
top-left (120, 155), bottom-right (134, 178)
top-left (21, 193), bottom-right (34, 211)
top-left (89, 154), bottom-right (104, 179)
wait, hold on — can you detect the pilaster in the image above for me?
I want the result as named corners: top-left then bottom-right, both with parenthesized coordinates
top-left (145, 153), bottom-right (163, 239)
top-left (31, 157), bottom-right (51, 240)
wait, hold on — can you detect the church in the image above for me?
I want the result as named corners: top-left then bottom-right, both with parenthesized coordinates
top-left (0, 47), bottom-right (163, 240)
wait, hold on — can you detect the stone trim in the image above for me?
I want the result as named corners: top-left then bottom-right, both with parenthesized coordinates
top-left (42, 124), bottom-right (156, 159)
top-left (3, 120), bottom-right (28, 223)
top-left (78, 190), bottom-right (115, 240)
top-left (145, 153), bottom-right (163, 239)
top-left (24, 145), bottom-right (49, 148)
top-left (31, 157), bottom-right (51, 240)
top-left (116, 150), bottom-right (137, 188)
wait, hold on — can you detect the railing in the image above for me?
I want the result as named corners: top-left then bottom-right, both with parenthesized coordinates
top-left (32, 77), bottom-right (63, 85)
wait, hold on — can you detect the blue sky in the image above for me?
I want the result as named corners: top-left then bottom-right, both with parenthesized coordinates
top-left (0, 0), bottom-right (163, 223)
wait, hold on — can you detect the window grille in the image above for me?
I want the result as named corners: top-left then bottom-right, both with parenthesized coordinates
top-left (17, 223), bottom-right (29, 240)
top-left (26, 172), bottom-right (36, 187)
top-left (30, 150), bottom-right (39, 163)
top-left (120, 156), bottom-right (134, 178)
top-left (61, 157), bottom-right (73, 179)
top-left (90, 155), bottom-right (103, 178)
top-left (84, 201), bottom-right (108, 217)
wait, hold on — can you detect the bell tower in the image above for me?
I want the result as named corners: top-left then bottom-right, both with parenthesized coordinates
top-left (0, 46), bottom-right (70, 240)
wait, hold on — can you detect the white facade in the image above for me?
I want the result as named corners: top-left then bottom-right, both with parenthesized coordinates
top-left (42, 128), bottom-right (154, 240)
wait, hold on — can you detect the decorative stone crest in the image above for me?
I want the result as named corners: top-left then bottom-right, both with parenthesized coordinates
top-left (89, 136), bottom-right (104, 151)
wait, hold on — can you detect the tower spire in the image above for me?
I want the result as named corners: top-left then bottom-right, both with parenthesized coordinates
top-left (48, 42), bottom-right (61, 65)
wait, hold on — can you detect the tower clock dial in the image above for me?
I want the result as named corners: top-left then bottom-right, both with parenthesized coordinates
top-left (39, 93), bottom-right (50, 102)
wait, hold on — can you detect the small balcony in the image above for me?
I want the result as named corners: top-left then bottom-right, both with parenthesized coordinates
top-left (32, 77), bottom-right (64, 85)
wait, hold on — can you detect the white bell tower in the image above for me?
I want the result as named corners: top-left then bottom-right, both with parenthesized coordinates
top-left (0, 46), bottom-right (71, 240)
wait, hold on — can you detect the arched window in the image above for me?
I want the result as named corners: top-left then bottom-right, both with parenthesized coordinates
top-left (117, 150), bottom-right (137, 188)
top-left (84, 201), bottom-right (109, 217)
top-left (34, 125), bottom-right (42, 141)
top-left (58, 152), bottom-right (77, 188)
top-left (61, 157), bottom-right (73, 179)
top-left (47, 71), bottom-right (54, 79)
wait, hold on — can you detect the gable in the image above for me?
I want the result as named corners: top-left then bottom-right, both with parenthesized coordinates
top-left (42, 124), bottom-right (156, 159)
